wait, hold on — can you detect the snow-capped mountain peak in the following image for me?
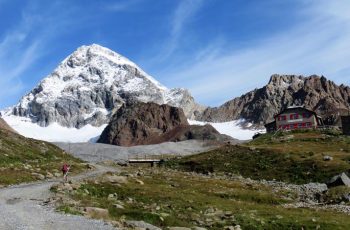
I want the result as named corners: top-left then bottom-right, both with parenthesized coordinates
top-left (4, 44), bottom-right (203, 130)
top-left (59, 44), bottom-right (167, 91)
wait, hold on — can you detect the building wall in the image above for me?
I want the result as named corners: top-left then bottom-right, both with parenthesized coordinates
top-left (341, 116), bottom-right (350, 135)
top-left (276, 108), bottom-right (318, 131)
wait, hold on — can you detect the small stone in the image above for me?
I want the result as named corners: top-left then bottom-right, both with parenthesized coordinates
top-left (125, 221), bottom-right (161, 230)
top-left (38, 174), bottom-right (46, 180)
top-left (159, 213), bottom-right (170, 217)
top-left (83, 207), bottom-right (109, 219)
top-left (113, 204), bottom-right (124, 209)
top-left (71, 183), bottom-right (80, 190)
top-left (276, 215), bottom-right (283, 219)
top-left (323, 156), bottom-right (333, 161)
top-left (193, 227), bottom-right (207, 230)
top-left (224, 211), bottom-right (233, 216)
top-left (224, 226), bottom-right (235, 230)
top-left (54, 172), bottom-right (61, 177)
top-left (135, 179), bottom-right (144, 185)
top-left (168, 227), bottom-right (191, 230)
top-left (46, 172), bottom-right (54, 179)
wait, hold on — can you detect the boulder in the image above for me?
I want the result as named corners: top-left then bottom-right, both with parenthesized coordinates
top-left (83, 207), bottom-right (109, 219)
top-left (327, 173), bottom-right (350, 188)
top-left (125, 221), bottom-right (161, 230)
top-left (323, 156), bottom-right (333, 161)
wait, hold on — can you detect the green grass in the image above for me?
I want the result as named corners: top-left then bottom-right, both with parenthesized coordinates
top-left (323, 186), bottom-right (350, 204)
top-left (0, 129), bottom-right (85, 186)
top-left (54, 168), bottom-right (350, 229)
top-left (57, 204), bottom-right (83, 215)
top-left (166, 130), bottom-right (350, 184)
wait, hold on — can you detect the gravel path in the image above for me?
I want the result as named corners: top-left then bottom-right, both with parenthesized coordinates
top-left (0, 164), bottom-right (117, 230)
top-left (54, 140), bottom-right (222, 163)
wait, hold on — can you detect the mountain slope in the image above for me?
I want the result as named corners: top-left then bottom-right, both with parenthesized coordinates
top-left (4, 44), bottom-right (204, 129)
top-left (197, 74), bottom-right (350, 125)
top-left (0, 125), bottom-right (84, 186)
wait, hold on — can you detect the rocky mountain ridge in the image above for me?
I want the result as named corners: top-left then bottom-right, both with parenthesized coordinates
top-left (4, 44), bottom-right (204, 128)
top-left (196, 74), bottom-right (350, 126)
top-left (98, 102), bottom-right (231, 146)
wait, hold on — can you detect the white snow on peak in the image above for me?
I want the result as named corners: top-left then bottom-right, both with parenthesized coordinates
top-left (65, 44), bottom-right (167, 90)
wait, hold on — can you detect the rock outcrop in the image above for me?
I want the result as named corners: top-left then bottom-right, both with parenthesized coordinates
top-left (197, 74), bottom-right (350, 126)
top-left (0, 118), bottom-right (17, 133)
top-left (5, 44), bottom-right (204, 128)
top-left (98, 102), bottom-right (230, 146)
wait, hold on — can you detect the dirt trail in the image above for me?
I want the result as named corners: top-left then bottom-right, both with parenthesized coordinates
top-left (0, 164), bottom-right (118, 230)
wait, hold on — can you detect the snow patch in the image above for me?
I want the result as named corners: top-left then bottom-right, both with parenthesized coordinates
top-left (2, 115), bottom-right (107, 143)
top-left (188, 119), bottom-right (264, 140)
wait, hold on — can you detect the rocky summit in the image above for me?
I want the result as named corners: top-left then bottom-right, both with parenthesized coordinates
top-left (197, 74), bottom-right (350, 126)
top-left (5, 44), bottom-right (204, 128)
top-left (98, 102), bottom-right (230, 146)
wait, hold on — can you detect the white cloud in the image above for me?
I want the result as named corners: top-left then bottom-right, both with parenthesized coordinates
top-left (0, 2), bottom-right (79, 108)
top-left (171, 0), bottom-right (203, 36)
top-left (161, 0), bottom-right (350, 106)
top-left (0, 22), bottom-right (42, 103)
top-left (155, 0), bottom-right (204, 59)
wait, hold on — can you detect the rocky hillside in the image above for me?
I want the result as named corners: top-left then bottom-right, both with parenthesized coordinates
top-left (98, 102), bottom-right (230, 146)
top-left (0, 125), bottom-right (85, 186)
top-left (197, 74), bottom-right (350, 125)
top-left (0, 118), bottom-right (16, 133)
top-left (4, 44), bottom-right (204, 128)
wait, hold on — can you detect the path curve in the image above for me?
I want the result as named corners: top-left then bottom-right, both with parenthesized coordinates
top-left (0, 164), bottom-right (118, 230)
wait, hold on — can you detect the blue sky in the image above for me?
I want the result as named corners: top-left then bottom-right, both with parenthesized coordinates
top-left (0, 0), bottom-right (350, 109)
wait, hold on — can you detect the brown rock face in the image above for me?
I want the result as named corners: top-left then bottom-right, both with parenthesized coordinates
top-left (197, 74), bottom-right (350, 126)
top-left (98, 102), bottom-right (230, 146)
top-left (0, 118), bottom-right (17, 133)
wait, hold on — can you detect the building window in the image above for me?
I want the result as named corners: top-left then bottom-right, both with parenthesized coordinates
top-left (278, 115), bottom-right (287, 121)
top-left (302, 113), bottom-right (310, 118)
top-left (290, 114), bottom-right (299, 120)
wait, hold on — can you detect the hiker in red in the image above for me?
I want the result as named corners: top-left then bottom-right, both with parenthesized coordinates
top-left (61, 163), bottom-right (70, 182)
